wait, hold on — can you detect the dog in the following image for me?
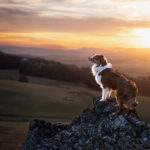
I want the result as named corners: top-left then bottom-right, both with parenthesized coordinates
top-left (88, 54), bottom-right (139, 115)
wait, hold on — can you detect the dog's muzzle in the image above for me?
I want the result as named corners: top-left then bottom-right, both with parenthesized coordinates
top-left (88, 57), bottom-right (93, 61)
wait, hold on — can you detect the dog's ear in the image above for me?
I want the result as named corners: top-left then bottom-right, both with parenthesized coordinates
top-left (100, 55), bottom-right (107, 66)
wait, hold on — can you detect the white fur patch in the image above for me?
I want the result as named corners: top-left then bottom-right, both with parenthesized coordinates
top-left (91, 63), bottom-right (112, 89)
top-left (91, 63), bottom-right (112, 77)
top-left (91, 64), bottom-right (98, 76)
top-left (95, 74), bottom-right (103, 88)
top-left (98, 63), bottom-right (112, 72)
top-left (91, 60), bottom-right (112, 101)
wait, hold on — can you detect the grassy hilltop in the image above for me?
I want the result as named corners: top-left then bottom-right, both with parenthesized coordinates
top-left (0, 77), bottom-right (150, 123)
top-left (0, 79), bottom-right (99, 120)
top-left (0, 69), bottom-right (150, 122)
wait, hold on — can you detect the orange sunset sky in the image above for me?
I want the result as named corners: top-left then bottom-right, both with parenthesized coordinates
top-left (1, 0), bottom-right (150, 49)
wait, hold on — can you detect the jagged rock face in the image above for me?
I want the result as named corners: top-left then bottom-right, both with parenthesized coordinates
top-left (23, 97), bottom-right (150, 150)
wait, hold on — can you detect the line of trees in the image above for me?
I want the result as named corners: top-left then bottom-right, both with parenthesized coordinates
top-left (19, 57), bottom-right (99, 89)
top-left (0, 51), bottom-right (22, 69)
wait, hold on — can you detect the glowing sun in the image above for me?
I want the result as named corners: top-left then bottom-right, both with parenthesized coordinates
top-left (133, 28), bottom-right (150, 47)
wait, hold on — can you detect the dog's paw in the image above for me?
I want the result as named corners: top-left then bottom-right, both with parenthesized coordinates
top-left (112, 110), bottom-right (120, 115)
top-left (112, 112), bottom-right (116, 115)
top-left (99, 98), bottom-right (106, 102)
top-left (124, 113), bottom-right (129, 117)
top-left (115, 104), bottom-right (119, 107)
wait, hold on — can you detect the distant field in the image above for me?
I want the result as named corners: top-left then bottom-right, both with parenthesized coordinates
top-left (0, 69), bottom-right (150, 122)
top-left (0, 69), bottom-right (100, 119)
top-left (0, 79), bottom-right (99, 120)
top-left (0, 79), bottom-right (150, 123)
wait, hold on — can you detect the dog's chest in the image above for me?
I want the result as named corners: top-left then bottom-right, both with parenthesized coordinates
top-left (91, 64), bottom-right (104, 88)
top-left (95, 74), bottom-right (103, 88)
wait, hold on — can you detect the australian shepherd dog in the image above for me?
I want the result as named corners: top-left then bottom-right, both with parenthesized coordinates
top-left (88, 54), bottom-right (139, 115)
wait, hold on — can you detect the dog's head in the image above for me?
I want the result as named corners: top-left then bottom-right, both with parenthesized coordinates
top-left (88, 55), bottom-right (107, 66)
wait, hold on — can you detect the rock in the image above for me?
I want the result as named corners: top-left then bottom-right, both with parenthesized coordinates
top-left (23, 97), bottom-right (150, 150)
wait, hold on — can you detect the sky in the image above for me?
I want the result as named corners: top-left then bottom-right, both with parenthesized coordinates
top-left (1, 0), bottom-right (150, 49)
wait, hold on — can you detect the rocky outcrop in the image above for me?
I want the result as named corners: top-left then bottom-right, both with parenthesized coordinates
top-left (23, 97), bottom-right (150, 150)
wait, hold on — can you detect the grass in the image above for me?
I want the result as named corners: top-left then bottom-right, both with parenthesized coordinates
top-left (0, 80), bottom-right (99, 120)
top-left (0, 69), bottom-right (99, 120)
top-left (0, 121), bottom-right (28, 150)
top-left (0, 69), bottom-right (90, 87)
top-left (0, 79), bottom-right (150, 122)
top-left (0, 69), bottom-right (20, 81)
top-left (136, 96), bottom-right (150, 123)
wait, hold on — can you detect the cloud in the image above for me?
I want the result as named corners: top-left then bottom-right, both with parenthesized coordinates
top-left (1, 0), bottom-right (150, 35)
top-left (0, 6), bottom-right (150, 35)
top-left (1, 0), bottom-right (150, 19)
top-left (110, 0), bottom-right (150, 2)
top-left (0, 7), bottom-right (36, 16)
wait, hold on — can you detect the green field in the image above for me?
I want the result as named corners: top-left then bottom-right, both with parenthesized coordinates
top-left (0, 69), bottom-right (100, 119)
top-left (0, 68), bottom-right (150, 122)
top-left (0, 79), bottom-right (100, 120)
top-left (0, 79), bottom-right (150, 122)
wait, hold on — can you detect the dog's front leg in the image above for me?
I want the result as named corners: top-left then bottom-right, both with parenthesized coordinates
top-left (100, 88), bottom-right (108, 101)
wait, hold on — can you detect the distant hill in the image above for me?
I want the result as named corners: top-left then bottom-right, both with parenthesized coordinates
top-left (0, 45), bottom-right (150, 77)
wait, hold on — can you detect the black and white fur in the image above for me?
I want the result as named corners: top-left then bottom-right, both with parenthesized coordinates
top-left (91, 59), bottom-right (112, 101)
top-left (88, 54), bottom-right (139, 114)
